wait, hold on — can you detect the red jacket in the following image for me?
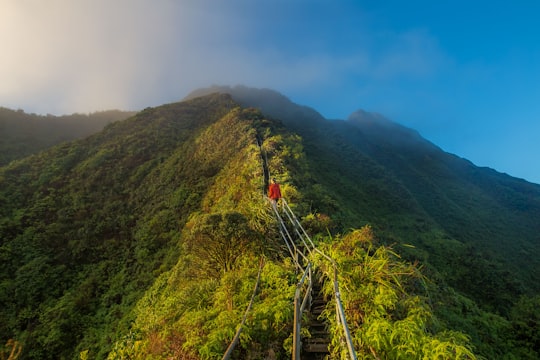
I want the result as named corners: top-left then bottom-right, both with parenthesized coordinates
top-left (268, 183), bottom-right (282, 200)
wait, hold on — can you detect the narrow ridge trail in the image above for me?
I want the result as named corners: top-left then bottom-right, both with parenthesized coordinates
top-left (222, 135), bottom-right (356, 359)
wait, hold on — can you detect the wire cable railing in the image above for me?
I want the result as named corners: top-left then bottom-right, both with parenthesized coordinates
top-left (276, 198), bottom-right (358, 360)
top-left (292, 262), bottom-right (312, 358)
top-left (271, 202), bottom-right (310, 271)
top-left (223, 136), bottom-right (356, 359)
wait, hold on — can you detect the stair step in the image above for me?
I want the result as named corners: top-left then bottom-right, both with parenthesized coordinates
top-left (303, 272), bottom-right (331, 356)
top-left (309, 331), bottom-right (328, 338)
top-left (303, 338), bottom-right (330, 353)
top-left (308, 321), bottom-right (326, 328)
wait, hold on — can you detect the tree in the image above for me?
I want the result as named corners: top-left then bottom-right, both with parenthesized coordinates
top-left (185, 212), bottom-right (260, 278)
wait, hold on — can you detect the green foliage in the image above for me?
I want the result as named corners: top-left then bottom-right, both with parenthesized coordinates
top-left (120, 256), bottom-right (296, 359)
top-left (2, 91), bottom-right (539, 359)
top-left (184, 212), bottom-right (260, 277)
top-left (233, 86), bottom-right (540, 319)
top-left (0, 107), bottom-right (135, 166)
top-left (314, 226), bottom-right (478, 359)
top-left (508, 295), bottom-right (540, 358)
top-left (104, 105), bottom-right (303, 359)
top-left (0, 94), bottom-right (262, 358)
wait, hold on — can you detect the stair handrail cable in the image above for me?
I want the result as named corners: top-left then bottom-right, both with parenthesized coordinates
top-left (279, 199), bottom-right (358, 360)
top-left (279, 223), bottom-right (309, 271)
top-left (269, 198), bottom-right (313, 359)
top-left (282, 199), bottom-right (318, 250)
top-left (292, 262), bottom-right (313, 359)
top-left (261, 130), bottom-right (355, 358)
top-left (279, 226), bottom-right (298, 265)
top-left (271, 200), bottom-right (310, 270)
top-left (280, 201), bottom-right (315, 257)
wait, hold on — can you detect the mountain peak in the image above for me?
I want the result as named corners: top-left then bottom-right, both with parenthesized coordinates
top-left (185, 85), bottom-right (326, 126)
top-left (347, 108), bottom-right (429, 149)
top-left (348, 109), bottom-right (394, 126)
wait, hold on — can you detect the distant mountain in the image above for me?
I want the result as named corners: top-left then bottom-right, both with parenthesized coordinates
top-left (0, 107), bottom-right (135, 166)
top-left (1, 89), bottom-right (539, 359)
top-left (186, 85), bottom-right (327, 127)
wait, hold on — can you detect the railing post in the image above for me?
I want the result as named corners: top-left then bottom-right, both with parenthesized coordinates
top-left (292, 294), bottom-right (301, 360)
top-left (334, 267), bottom-right (358, 360)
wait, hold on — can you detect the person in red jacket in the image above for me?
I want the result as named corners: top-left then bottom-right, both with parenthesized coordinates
top-left (268, 177), bottom-right (282, 204)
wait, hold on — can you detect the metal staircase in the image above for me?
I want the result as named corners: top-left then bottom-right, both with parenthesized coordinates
top-left (273, 199), bottom-right (357, 360)
top-left (223, 137), bottom-right (357, 359)
top-left (302, 273), bottom-right (330, 358)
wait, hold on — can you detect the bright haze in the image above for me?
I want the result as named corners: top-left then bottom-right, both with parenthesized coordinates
top-left (2, 0), bottom-right (539, 184)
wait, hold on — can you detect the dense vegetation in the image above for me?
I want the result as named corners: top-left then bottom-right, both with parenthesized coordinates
top-left (192, 86), bottom-right (540, 304)
top-left (1, 90), bottom-right (539, 358)
top-left (0, 107), bottom-right (135, 166)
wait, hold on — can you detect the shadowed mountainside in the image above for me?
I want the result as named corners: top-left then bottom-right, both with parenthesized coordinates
top-left (0, 107), bottom-right (136, 166)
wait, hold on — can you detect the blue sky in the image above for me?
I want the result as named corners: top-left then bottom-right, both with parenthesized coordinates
top-left (1, 0), bottom-right (539, 184)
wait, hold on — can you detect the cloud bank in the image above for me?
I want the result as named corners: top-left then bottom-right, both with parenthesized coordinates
top-left (1, 0), bottom-right (444, 115)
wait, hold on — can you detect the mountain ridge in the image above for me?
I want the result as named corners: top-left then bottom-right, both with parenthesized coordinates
top-left (1, 89), bottom-right (539, 358)
top-left (0, 107), bottom-right (136, 167)
top-left (187, 86), bottom-right (540, 307)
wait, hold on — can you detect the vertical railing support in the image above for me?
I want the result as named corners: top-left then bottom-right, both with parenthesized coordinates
top-left (292, 293), bottom-right (301, 360)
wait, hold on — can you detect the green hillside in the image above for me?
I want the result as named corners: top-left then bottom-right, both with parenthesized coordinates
top-left (1, 91), bottom-right (539, 359)
top-left (0, 107), bottom-right (135, 166)
top-left (190, 86), bottom-right (540, 306)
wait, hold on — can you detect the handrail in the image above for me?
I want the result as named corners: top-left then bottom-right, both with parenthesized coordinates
top-left (278, 198), bottom-right (358, 360)
top-left (271, 201), bottom-right (310, 270)
top-left (258, 135), bottom-right (356, 358)
top-left (292, 263), bottom-right (312, 359)
top-left (282, 200), bottom-right (317, 249)
top-left (335, 288), bottom-right (356, 359)
top-left (222, 257), bottom-right (265, 360)
top-left (280, 202), bottom-right (314, 257)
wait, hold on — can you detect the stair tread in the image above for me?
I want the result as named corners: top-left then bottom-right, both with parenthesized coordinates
top-left (303, 273), bottom-right (331, 355)
top-left (304, 342), bottom-right (330, 352)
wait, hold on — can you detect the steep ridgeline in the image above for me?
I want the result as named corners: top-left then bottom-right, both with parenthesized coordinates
top-left (1, 89), bottom-right (539, 359)
top-left (0, 94), bottom-right (288, 359)
top-left (188, 86), bottom-right (540, 313)
top-left (104, 94), bottom-right (479, 359)
top-left (341, 110), bottom-right (540, 305)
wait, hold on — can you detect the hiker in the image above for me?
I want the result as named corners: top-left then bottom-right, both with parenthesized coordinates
top-left (268, 177), bottom-right (282, 204)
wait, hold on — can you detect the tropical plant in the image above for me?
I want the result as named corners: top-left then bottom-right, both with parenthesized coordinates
top-left (314, 226), bottom-right (477, 359)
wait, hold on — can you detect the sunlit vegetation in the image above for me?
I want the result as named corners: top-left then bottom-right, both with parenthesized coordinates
top-left (0, 339), bottom-right (22, 360)
top-left (314, 227), bottom-right (476, 359)
top-left (1, 91), bottom-right (539, 358)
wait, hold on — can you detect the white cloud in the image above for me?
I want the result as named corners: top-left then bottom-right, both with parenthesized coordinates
top-left (1, 0), bottom-right (185, 112)
top-left (0, 0), bottom-right (446, 114)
